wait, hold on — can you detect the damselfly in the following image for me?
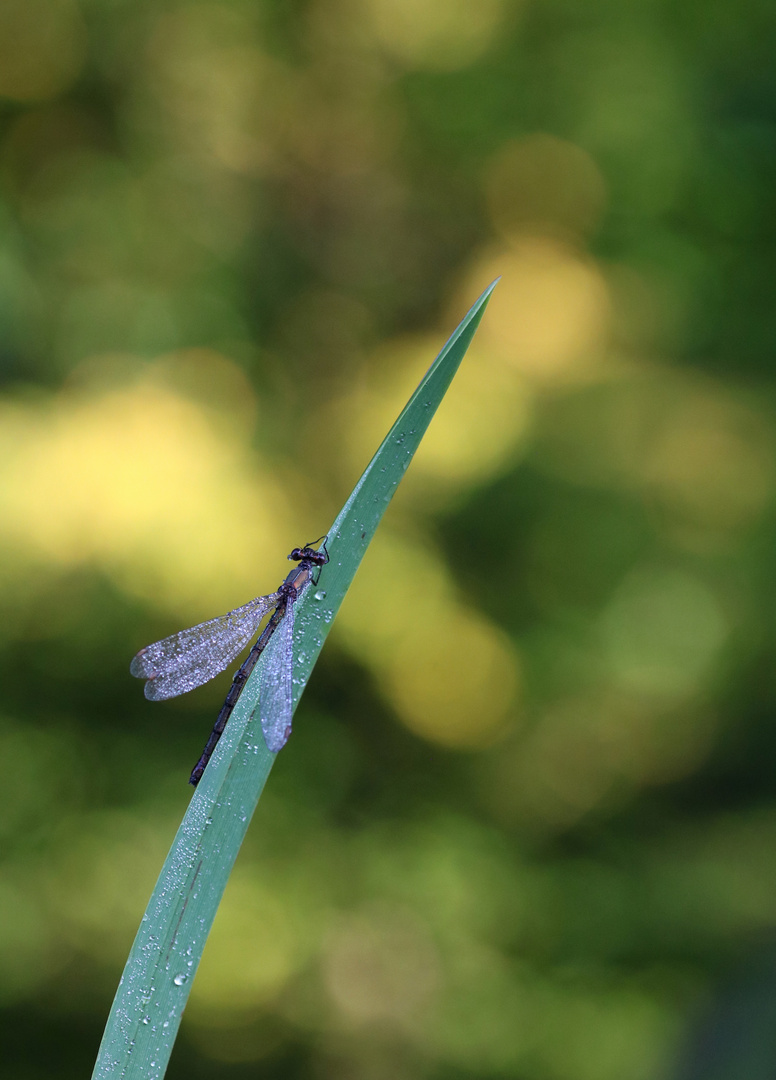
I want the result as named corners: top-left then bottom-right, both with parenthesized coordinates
top-left (130, 538), bottom-right (329, 785)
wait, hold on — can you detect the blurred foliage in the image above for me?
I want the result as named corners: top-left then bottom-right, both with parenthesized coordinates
top-left (0, 1), bottom-right (775, 1078)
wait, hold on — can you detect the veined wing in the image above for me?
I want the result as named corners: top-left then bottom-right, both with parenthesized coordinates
top-left (130, 592), bottom-right (280, 700)
top-left (259, 598), bottom-right (295, 753)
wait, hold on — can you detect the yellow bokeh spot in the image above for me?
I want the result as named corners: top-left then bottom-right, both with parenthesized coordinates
top-left (467, 237), bottom-right (612, 384)
top-left (386, 608), bottom-right (518, 748)
top-left (191, 875), bottom-right (307, 1011)
top-left (0, 352), bottom-right (295, 618)
top-left (146, 7), bottom-right (284, 176)
top-left (364, 0), bottom-right (511, 71)
top-left (336, 532), bottom-right (452, 652)
top-left (328, 335), bottom-right (531, 503)
top-left (337, 533), bottom-right (520, 748)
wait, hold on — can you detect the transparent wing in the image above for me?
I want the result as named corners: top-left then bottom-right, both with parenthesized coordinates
top-left (259, 599), bottom-right (295, 753)
top-left (130, 592), bottom-right (280, 701)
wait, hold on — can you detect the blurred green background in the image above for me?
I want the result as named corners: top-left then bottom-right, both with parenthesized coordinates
top-left (1, 1), bottom-right (775, 1078)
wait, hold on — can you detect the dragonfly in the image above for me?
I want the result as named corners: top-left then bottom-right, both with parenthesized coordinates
top-left (130, 538), bottom-right (329, 785)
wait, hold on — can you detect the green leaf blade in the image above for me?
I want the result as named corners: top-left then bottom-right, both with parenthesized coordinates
top-left (92, 279), bottom-right (497, 1079)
